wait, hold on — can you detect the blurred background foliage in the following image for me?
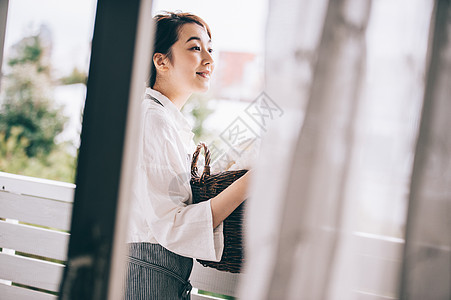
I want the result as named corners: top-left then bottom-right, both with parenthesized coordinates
top-left (182, 93), bottom-right (214, 144)
top-left (0, 28), bottom-right (78, 183)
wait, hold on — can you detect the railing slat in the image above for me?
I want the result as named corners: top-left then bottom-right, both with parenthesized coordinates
top-left (354, 232), bottom-right (404, 260)
top-left (0, 191), bottom-right (72, 230)
top-left (191, 293), bottom-right (223, 300)
top-left (0, 220), bottom-right (69, 261)
top-left (0, 172), bottom-right (74, 202)
top-left (353, 233), bottom-right (403, 298)
top-left (352, 290), bottom-right (398, 300)
top-left (0, 172), bottom-right (412, 299)
top-left (0, 283), bottom-right (57, 300)
top-left (189, 261), bottom-right (240, 297)
top-left (0, 252), bottom-right (64, 292)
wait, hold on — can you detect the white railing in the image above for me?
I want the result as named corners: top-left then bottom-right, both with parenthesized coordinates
top-left (0, 171), bottom-right (406, 299)
top-left (0, 172), bottom-right (239, 299)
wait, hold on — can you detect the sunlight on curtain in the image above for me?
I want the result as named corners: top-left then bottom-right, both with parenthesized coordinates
top-left (328, 1), bottom-right (434, 298)
top-left (238, 1), bottom-right (329, 298)
top-left (240, 0), bottom-right (441, 299)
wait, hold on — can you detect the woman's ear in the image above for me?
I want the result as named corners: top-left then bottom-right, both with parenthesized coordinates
top-left (153, 53), bottom-right (169, 71)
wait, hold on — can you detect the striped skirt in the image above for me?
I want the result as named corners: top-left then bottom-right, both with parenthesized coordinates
top-left (124, 243), bottom-right (194, 300)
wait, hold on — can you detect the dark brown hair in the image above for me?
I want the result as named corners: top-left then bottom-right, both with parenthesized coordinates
top-left (148, 11), bottom-right (212, 88)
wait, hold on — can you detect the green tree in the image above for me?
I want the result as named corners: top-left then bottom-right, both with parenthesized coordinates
top-left (182, 93), bottom-right (214, 143)
top-left (59, 67), bottom-right (88, 85)
top-left (0, 63), bottom-right (67, 157)
top-left (0, 127), bottom-right (76, 183)
top-left (0, 127), bottom-right (30, 172)
top-left (7, 34), bottom-right (49, 73)
top-left (0, 27), bottom-right (76, 183)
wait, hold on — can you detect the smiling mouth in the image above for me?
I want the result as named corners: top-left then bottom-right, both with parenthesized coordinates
top-left (196, 72), bottom-right (210, 79)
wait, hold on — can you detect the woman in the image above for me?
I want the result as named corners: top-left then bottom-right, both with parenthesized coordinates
top-left (124, 12), bottom-right (251, 299)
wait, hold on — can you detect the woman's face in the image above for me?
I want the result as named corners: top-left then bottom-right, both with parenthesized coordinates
top-left (166, 23), bottom-right (214, 94)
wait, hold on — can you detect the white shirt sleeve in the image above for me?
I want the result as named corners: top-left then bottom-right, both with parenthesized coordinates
top-left (140, 109), bottom-right (224, 261)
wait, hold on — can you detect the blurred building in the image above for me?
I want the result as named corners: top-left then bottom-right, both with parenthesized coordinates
top-left (211, 51), bottom-right (264, 102)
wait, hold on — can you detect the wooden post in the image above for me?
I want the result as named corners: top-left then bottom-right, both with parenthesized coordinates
top-left (59, 0), bottom-right (153, 299)
top-left (0, 0), bottom-right (9, 91)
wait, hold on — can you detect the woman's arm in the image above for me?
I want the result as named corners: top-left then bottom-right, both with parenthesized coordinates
top-left (210, 171), bottom-right (252, 228)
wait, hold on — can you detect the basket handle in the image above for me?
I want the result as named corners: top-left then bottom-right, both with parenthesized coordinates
top-left (191, 142), bottom-right (211, 178)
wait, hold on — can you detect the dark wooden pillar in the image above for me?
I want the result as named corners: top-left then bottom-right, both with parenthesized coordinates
top-left (59, 0), bottom-right (153, 299)
top-left (0, 0), bottom-right (9, 90)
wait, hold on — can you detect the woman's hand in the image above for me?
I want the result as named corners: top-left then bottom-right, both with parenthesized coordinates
top-left (210, 170), bottom-right (252, 228)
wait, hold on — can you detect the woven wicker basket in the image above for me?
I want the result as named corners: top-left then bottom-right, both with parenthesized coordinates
top-left (190, 142), bottom-right (247, 273)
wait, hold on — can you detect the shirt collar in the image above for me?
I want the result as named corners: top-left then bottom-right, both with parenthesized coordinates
top-left (145, 88), bottom-right (195, 146)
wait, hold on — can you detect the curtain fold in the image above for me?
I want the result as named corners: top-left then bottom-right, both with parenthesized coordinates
top-left (264, 1), bottom-right (372, 299)
top-left (238, 0), bottom-right (329, 298)
top-left (401, 1), bottom-right (451, 299)
top-left (239, 0), bottom-right (371, 299)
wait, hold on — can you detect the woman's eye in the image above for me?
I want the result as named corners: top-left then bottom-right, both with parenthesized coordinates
top-left (191, 46), bottom-right (201, 51)
top-left (208, 48), bottom-right (214, 53)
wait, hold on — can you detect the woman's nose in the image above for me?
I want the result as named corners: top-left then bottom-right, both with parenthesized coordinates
top-left (202, 50), bottom-right (214, 65)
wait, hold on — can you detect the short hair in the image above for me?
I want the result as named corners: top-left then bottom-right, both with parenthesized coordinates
top-left (148, 11), bottom-right (212, 88)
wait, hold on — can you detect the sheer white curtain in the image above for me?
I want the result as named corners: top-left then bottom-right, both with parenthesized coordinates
top-left (401, 0), bottom-right (451, 298)
top-left (239, 0), bottom-right (449, 299)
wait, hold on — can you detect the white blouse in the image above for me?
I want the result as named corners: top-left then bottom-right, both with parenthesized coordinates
top-left (127, 88), bottom-right (224, 261)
